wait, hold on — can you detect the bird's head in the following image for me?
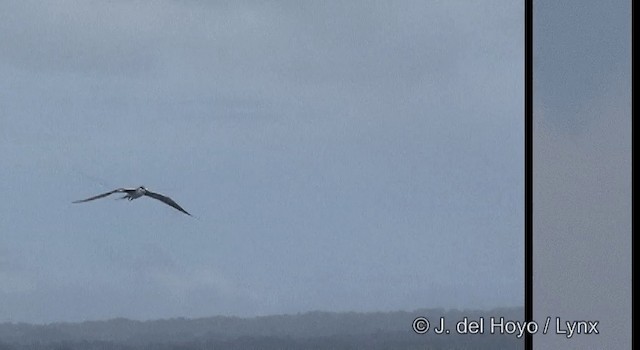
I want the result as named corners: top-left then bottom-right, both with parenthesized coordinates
top-left (139, 186), bottom-right (147, 190)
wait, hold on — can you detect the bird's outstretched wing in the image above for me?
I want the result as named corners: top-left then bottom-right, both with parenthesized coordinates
top-left (72, 188), bottom-right (127, 203)
top-left (144, 190), bottom-right (192, 216)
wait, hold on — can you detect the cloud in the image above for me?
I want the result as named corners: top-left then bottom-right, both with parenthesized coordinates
top-left (0, 247), bottom-right (36, 294)
top-left (1, 1), bottom-right (524, 322)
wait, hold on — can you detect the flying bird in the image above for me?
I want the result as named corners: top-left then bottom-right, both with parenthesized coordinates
top-left (73, 186), bottom-right (192, 216)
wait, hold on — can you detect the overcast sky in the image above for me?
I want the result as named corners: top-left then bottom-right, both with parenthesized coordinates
top-left (1, 1), bottom-right (523, 323)
top-left (533, 0), bottom-right (631, 348)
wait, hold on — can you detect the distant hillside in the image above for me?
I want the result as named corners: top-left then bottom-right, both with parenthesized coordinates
top-left (0, 307), bottom-right (524, 350)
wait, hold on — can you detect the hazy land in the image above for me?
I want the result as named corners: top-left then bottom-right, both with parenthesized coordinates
top-left (0, 307), bottom-right (523, 350)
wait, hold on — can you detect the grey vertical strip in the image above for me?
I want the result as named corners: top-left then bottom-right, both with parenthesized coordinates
top-left (533, 0), bottom-right (632, 349)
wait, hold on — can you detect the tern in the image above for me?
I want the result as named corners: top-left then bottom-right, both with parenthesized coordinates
top-left (73, 186), bottom-right (192, 216)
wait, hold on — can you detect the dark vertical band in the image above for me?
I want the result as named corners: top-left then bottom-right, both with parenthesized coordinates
top-left (524, 0), bottom-right (533, 349)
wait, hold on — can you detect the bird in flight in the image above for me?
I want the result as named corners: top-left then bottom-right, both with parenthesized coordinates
top-left (73, 186), bottom-right (192, 216)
